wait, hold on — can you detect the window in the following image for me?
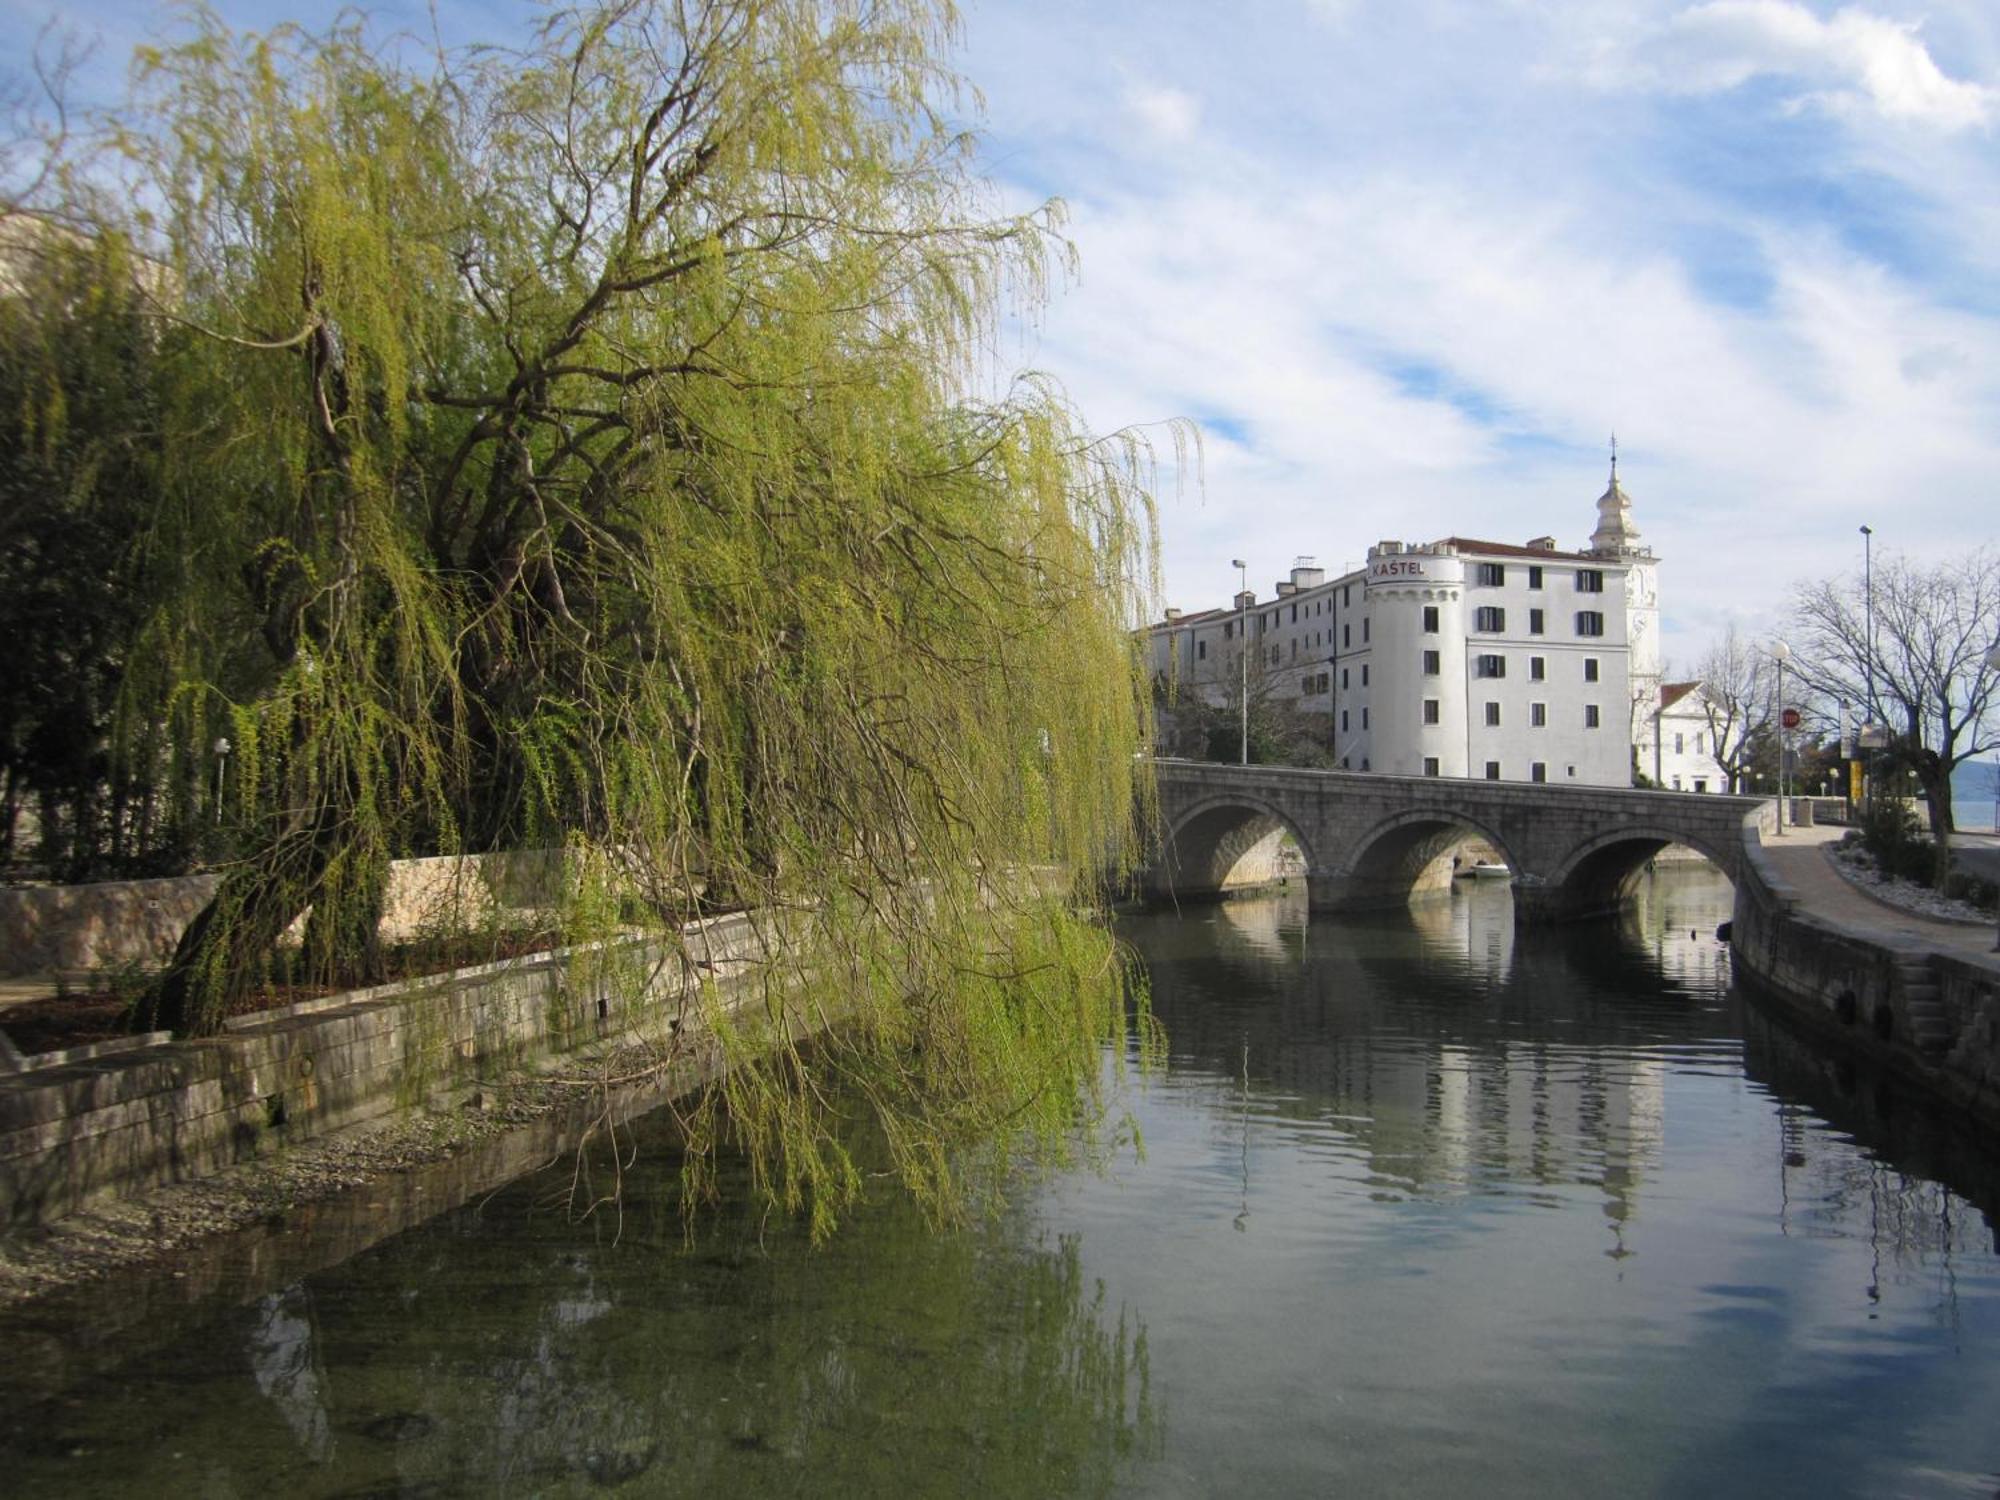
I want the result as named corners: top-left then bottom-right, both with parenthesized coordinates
top-left (1484, 702), bottom-right (1501, 727)
top-left (1528, 565), bottom-right (1543, 590)
top-left (1475, 606), bottom-right (1506, 632)
top-left (1674, 732), bottom-right (1684, 754)
top-left (1343, 624), bottom-right (1351, 648)
top-left (1575, 611), bottom-right (1605, 637)
top-left (1362, 707), bottom-right (1370, 729)
top-left (1224, 621), bottom-right (1233, 640)
top-left (1694, 778), bottom-right (1708, 793)
top-left (1583, 657), bottom-right (1600, 683)
top-left (1423, 699), bottom-right (1441, 725)
top-left (1424, 756), bottom-right (1441, 777)
top-left (1341, 710), bottom-right (1349, 732)
top-left (1423, 649), bottom-right (1441, 675)
top-left (1529, 656), bottom-right (1545, 681)
top-left (1361, 664), bottom-right (1370, 686)
top-left (1576, 569), bottom-right (1604, 593)
top-left (1476, 654), bottom-right (1506, 679)
top-left (1585, 704), bottom-right (1601, 729)
top-left (1484, 760), bottom-right (1501, 780)
top-left (1530, 702), bottom-right (1547, 727)
top-left (1290, 603), bottom-right (1298, 623)
top-left (1198, 641), bottom-right (1207, 660)
top-left (1422, 606), bottom-right (1440, 633)
top-left (1477, 562), bottom-right (1506, 586)
top-left (1363, 617), bottom-right (1370, 643)
top-left (1529, 608), bottom-right (1544, 635)
top-left (1269, 646), bottom-right (1281, 666)
top-left (1531, 762), bottom-right (1547, 783)
top-left (1341, 667), bottom-right (1349, 690)
top-left (1343, 585), bottom-right (1351, 606)
top-left (1301, 675), bottom-right (1313, 695)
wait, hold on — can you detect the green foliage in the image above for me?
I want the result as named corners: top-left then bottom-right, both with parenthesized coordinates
top-left (9, 0), bottom-right (1168, 1231)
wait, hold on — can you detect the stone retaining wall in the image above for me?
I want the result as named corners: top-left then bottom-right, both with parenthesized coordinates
top-left (1730, 814), bottom-right (2000, 1133)
top-left (0, 912), bottom-right (774, 1232)
top-left (0, 851), bottom-right (566, 978)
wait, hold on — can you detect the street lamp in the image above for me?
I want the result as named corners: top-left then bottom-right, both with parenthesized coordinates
top-left (1232, 559), bottom-right (1249, 766)
top-left (1771, 640), bottom-right (1792, 836)
top-left (1860, 524), bottom-right (1875, 731)
top-left (213, 735), bottom-right (232, 824)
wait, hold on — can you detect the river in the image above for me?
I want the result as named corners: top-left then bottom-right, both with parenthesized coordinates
top-left (4, 870), bottom-right (1998, 1497)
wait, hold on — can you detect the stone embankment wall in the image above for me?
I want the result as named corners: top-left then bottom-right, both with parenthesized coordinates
top-left (0, 851), bottom-right (565, 978)
top-left (1730, 816), bottom-right (2000, 1133)
top-left (0, 912), bottom-right (771, 1232)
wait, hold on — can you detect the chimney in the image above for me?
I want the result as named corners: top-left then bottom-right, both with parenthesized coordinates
top-left (1164, 607), bottom-right (1183, 623)
top-left (1526, 536), bottom-right (1556, 551)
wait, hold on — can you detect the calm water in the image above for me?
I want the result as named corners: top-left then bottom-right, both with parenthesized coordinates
top-left (6, 871), bottom-right (2000, 1497)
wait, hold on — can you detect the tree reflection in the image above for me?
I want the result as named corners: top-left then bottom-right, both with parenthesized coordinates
top-left (1, 1111), bottom-right (1157, 1498)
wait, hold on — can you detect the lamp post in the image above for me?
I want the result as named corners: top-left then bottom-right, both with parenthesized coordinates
top-left (213, 736), bottom-right (231, 824)
top-left (1859, 524), bottom-right (1875, 729)
top-left (1771, 640), bottom-right (1792, 836)
top-left (1232, 559), bottom-right (1249, 766)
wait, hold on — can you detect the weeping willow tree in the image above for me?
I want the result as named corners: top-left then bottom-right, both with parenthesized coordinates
top-left (37, 0), bottom-right (1169, 1228)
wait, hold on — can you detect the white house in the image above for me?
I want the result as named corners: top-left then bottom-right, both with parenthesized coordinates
top-left (1640, 681), bottom-right (1733, 793)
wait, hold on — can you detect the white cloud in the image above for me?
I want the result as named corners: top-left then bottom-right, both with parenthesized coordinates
top-left (1121, 81), bottom-right (1202, 143)
top-left (1654, 1), bottom-right (1996, 130)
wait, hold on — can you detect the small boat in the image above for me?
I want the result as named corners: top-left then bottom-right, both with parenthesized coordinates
top-left (1467, 862), bottom-right (1511, 879)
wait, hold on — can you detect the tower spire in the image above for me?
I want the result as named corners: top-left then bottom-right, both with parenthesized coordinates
top-left (1609, 432), bottom-right (1618, 485)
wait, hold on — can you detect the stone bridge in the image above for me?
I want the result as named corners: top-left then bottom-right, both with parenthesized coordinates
top-left (1143, 760), bottom-right (1771, 922)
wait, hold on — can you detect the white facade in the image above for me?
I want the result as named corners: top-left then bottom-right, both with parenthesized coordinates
top-left (1146, 466), bottom-right (1663, 788)
top-left (1640, 683), bottom-right (1733, 793)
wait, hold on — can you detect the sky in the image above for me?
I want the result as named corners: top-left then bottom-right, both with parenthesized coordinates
top-left (7, 0), bottom-right (1998, 670)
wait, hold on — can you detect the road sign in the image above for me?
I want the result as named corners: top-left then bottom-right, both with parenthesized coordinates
top-left (1781, 708), bottom-right (1801, 730)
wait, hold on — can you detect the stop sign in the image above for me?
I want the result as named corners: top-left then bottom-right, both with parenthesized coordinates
top-left (1781, 708), bottom-right (1801, 729)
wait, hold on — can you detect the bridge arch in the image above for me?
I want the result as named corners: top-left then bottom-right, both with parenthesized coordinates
top-left (1328, 808), bottom-right (1522, 911)
top-left (1151, 792), bottom-right (1317, 901)
top-left (1533, 825), bottom-right (1735, 922)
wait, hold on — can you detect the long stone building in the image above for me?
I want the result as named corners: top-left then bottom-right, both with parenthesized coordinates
top-left (1146, 462), bottom-right (1702, 788)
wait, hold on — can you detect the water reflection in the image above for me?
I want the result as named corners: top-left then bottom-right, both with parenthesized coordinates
top-left (5, 871), bottom-right (1999, 1498)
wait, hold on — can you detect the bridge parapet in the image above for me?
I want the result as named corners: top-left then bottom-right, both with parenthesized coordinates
top-left (1143, 759), bottom-right (1768, 921)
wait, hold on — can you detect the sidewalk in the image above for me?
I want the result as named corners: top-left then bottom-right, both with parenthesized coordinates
top-left (1757, 824), bottom-right (1999, 960)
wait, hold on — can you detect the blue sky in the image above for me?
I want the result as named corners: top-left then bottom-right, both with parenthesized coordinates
top-left (8, 0), bottom-right (1998, 668)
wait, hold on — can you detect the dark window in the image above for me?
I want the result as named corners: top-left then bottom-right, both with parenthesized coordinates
top-left (1224, 620), bottom-right (1233, 639)
top-left (1197, 641), bottom-right (1206, 660)
top-left (1528, 565), bottom-right (1543, 590)
top-left (1363, 617), bottom-right (1370, 643)
top-left (1585, 704), bottom-right (1601, 728)
top-left (1530, 656), bottom-right (1545, 681)
top-left (1529, 608), bottom-right (1544, 635)
top-left (1530, 702), bottom-right (1547, 727)
top-left (1575, 611), bottom-right (1605, 637)
top-left (1422, 606), bottom-right (1439, 633)
top-left (1362, 707), bottom-right (1370, 730)
top-left (1476, 654), bottom-right (1506, 679)
top-left (1361, 664), bottom-right (1370, 686)
top-left (1531, 762), bottom-right (1547, 783)
top-left (1423, 699), bottom-right (1440, 724)
top-left (1343, 624), bottom-right (1350, 648)
top-left (1424, 757), bottom-right (1441, 777)
top-left (1484, 702), bottom-right (1501, 727)
top-left (1290, 603), bottom-right (1297, 623)
top-left (1583, 657), bottom-right (1600, 682)
top-left (1576, 569), bottom-right (1604, 593)
top-left (1485, 760), bottom-right (1501, 780)
top-left (1423, 650), bottom-right (1441, 675)
top-left (1341, 710), bottom-right (1349, 732)
top-left (1475, 606), bottom-right (1505, 632)
top-left (1477, 562), bottom-right (1505, 586)
top-left (1341, 667), bottom-right (1349, 690)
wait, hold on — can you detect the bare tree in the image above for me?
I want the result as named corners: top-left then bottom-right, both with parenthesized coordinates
top-left (1790, 548), bottom-right (2000, 862)
top-left (1693, 624), bottom-right (1774, 794)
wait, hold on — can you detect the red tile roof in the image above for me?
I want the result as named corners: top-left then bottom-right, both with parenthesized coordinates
top-left (1435, 536), bottom-right (1600, 563)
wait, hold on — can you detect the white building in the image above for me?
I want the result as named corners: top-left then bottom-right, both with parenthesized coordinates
top-left (1146, 463), bottom-right (1664, 787)
top-left (1641, 682), bottom-right (1733, 793)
